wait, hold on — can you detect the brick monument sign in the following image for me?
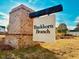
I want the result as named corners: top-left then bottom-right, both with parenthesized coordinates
top-left (4, 4), bottom-right (63, 48)
top-left (5, 4), bottom-right (34, 48)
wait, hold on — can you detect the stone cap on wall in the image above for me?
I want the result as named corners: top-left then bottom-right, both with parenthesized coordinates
top-left (10, 4), bottom-right (34, 14)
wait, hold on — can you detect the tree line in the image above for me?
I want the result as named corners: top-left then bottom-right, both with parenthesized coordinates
top-left (56, 23), bottom-right (79, 35)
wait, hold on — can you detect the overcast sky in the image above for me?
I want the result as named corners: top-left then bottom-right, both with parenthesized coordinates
top-left (0, 0), bottom-right (79, 30)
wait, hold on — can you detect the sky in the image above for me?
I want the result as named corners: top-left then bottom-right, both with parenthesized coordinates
top-left (0, 0), bottom-right (79, 30)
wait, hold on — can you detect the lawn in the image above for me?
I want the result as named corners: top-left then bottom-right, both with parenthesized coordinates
top-left (41, 37), bottom-right (79, 59)
top-left (0, 45), bottom-right (58, 59)
top-left (0, 36), bottom-right (79, 59)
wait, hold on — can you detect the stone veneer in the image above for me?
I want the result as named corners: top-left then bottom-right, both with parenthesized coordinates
top-left (5, 4), bottom-right (34, 48)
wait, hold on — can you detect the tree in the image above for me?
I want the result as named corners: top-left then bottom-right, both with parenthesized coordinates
top-left (57, 23), bottom-right (68, 35)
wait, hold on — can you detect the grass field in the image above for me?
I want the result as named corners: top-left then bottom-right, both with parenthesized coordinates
top-left (0, 36), bottom-right (79, 59)
top-left (0, 45), bottom-right (58, 59)
top-left (41, 37), bottom-right (79, 59)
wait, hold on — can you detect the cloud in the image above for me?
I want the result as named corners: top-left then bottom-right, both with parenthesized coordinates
top-left (67, 26), bottom-right (75, 30)
top-left (56, 13), bottom-right (70, 25)
top-left (56, 13), bottom-right (76, 30)
top-left (0, 19), bottom-right (9, 26)
top-left (0, 12), bottom-right (8, 19)
top-left (28, 0), bottom-right (33, 3)
top-left (0, 12), bottom-right (9, 27)
top-left (75, 16), bottom-right (79, 23)
top-left (50, 0), bottom-right (58, 4)
top-left (0, 15), bottom-right (5, 19)
top-left (56, 21), bottom-right (60, 27)
top-left (27, 0), bottom-right (37, 3)
top-left (10, 0), bottom-right (36, 4)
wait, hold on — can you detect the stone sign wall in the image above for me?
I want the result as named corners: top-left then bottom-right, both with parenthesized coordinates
top-left (5, 4), bottom-right (34, 48)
